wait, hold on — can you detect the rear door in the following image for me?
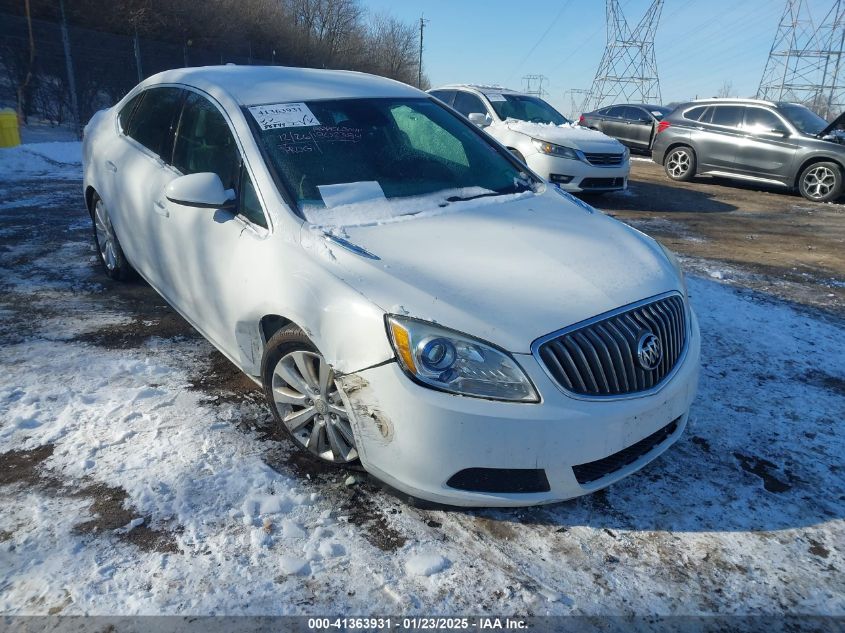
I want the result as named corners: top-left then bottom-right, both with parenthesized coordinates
top-left (600, 106), bottom-right (629, 141)
top-left (733, 106), bottom-right (800, 182)
top-left (693, 105), bottom-right (745, 170)
top-left (617, 106), bottom-right (653, 149)
top-left (115, 86), bottom-right (185, 288)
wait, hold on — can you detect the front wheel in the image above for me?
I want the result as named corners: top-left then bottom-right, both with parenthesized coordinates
top-left (664, 146), bottom-right (696, 181)
top-left (261, 325), bottom-right (359, 466)
top-left (798, 162), bottom-right (843, 202)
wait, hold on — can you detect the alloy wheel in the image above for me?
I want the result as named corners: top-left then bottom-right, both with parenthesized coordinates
top-left (802, 165), bottom-right (836, 200)
top-left (667, 150), bottom-right (690, 178)
top-left (93, 199), bottom-right (118, 271)
top-left (270, 350), bottom-right (358, 464)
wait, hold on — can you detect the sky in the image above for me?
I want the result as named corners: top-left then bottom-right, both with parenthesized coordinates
top-left (360, 0), bottom-right (794, 116)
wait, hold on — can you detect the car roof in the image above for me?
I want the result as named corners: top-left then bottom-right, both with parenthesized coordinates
top-left (141, 65), bottom-right (422, 106)
top-left (431, 84), bottom-right (524, 96)
top-left (689, 97), bottom-right (777, 107)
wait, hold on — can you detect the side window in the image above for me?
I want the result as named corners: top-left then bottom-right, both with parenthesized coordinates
top-left (390, 104), bottom-right (469, 167)
top-left (452, 91), bottom-right (487, 117)
top-left (118, 92), bottom-right (144, 133)
top-left (125, 87), bottom-right (184, 158)
top-left (238, 167), bottom-right (267, 228)
top-left (429, 90), bottom-right (456, 106)
top-left (622, 106), bottom-right (646, 121)
top-left (172, 92), bottom-right (241, 190)
top-left (683, 106), bottom-right (707, 122)
top-left (710, 105), bottom-right (744, 128)
top-left (744, 108), bottom-right (787, 133)
top-left (606, 106), bottom-right (626, 118)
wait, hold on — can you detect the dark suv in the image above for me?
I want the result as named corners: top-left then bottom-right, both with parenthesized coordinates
top-left (651, 98), bottom-right (845, 202)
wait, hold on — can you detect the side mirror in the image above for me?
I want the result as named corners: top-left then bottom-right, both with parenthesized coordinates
top-left (468, 112), bottom-right (492, 128)
top-left (165, 172), bottom-right (235, 209)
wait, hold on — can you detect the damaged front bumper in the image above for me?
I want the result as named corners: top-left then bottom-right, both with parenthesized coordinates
top-left (338, 311), bottom-right (700, 507)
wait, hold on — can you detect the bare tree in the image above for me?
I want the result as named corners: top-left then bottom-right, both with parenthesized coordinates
top-left (716, 80), bottom-right (734, 98)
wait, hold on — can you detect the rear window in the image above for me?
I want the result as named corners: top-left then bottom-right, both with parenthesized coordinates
top-left (683, 106), bottom-right (708, 122)
top-left (125, 87), bottom-right (184, 158)
top-left (118, 92), bottom-right (144, 133)
top-left (710, 105), bottom-right (744, 128)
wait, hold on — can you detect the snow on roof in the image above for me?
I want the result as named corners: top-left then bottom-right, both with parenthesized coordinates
top-left (142, 65), bottom-right (421, 106)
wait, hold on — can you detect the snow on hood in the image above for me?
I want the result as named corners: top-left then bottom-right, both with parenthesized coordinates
top-left (302, 187), bottom-right (534, 228)
top-left (496, 119), bottom-right (624, 151)
top-left (305, 189), bottom-right (680, 352)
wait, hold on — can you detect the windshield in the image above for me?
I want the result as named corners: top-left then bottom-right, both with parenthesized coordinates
top-left (778, 103), bottom-right (829, 135)
top-left (248, 97), bottom-right (533, 216)
top-left (488, 94), bottom-right (570, 125)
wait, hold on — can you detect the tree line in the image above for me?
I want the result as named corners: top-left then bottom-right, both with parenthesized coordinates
top-left (0, 0), bottom-right (428, 126)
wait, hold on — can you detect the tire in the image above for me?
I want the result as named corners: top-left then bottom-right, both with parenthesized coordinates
top-left (664, 146), bottom-right (696, 182)
top-left (798, 161), bottom-right (843, 203)
top-left (509, 148), bottom-right (526, 164)
top-left (89, 192), bottom-right (134, 281)
top-left (261, 324), bottom-right (359, 466)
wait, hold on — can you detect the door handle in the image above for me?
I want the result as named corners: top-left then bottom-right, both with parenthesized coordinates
top-left (153, 199), bottom-right (169, 217)
top-left (105, 160), bottom-right (118, 173)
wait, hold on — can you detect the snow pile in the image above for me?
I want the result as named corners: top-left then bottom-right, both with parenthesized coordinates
top-left (496, 119), bottom-right (619, 148)
top-left (302, 187), bottom-right (533, 228)
top-left (0, 141), bottom-right (81, 181)
top-left (405, 552), bottom-right (451, 577)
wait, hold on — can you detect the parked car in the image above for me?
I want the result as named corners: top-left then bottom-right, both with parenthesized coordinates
top-left (651, 97), bottom-right (845, 202)
top-left (83, 66), bottom-right (699, 507)
top-left (428, 84), bottom-right (630, 193)
top-left (579, 103), bottom-right (673, 151)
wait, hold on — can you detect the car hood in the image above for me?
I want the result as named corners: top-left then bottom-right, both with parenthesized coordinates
top-left (495, 119), bottom-right (624, 152)
top-left (300, 190), bottom-right (681, 353)
top-left (818, 110), bottom-right (845, 138)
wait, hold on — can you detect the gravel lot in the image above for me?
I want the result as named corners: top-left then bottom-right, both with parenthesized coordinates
top-left (0, 147), bottom-right (843, 616)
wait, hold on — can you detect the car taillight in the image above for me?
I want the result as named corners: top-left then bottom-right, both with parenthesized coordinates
top-left (656, 120), bottom-right (671, 134)
top-left (578, 115), bottom-right (585, 125)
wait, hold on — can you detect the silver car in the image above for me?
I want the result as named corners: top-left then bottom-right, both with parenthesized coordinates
top-left (651, 98), bottom-right (845, 202)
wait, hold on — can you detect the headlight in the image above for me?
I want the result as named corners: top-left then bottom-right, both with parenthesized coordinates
top-left (622, 145), bottom-right (630, 160)
top-left (531, 138), bottom-right (580, 160)
top-left (659, 243), bottom-right (687, 298)
top-left (386, 316), bottom-right (538, 402)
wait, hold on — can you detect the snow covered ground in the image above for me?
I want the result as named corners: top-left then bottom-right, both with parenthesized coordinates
top-left (0, 143), bottom-right (843, 616)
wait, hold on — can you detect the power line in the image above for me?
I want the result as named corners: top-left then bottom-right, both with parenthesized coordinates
top-left (505, 0), bottom-right (573, 84)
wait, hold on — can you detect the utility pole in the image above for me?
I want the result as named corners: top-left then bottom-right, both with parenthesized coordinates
top-left (757, 0), bottom-right (845, 118)
top-left (58, 0), bottom-right (81, 139)
top-left (584, 0), bottom-right (664, 111)
top-left (418, 15), bottom-right (428, 88)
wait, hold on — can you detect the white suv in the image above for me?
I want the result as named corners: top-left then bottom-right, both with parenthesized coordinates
top-left (429, 84), bottom-right (630, 193)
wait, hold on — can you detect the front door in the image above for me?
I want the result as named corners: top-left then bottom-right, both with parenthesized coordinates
top-left (156, 90), bottom-right (271, 370)
top-left (733, 106), bottom-right (800, 182)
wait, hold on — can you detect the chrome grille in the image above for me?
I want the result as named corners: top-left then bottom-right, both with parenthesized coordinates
top-left (583, 152), bottom-right (624, 166)
top-left (535, 295), bottom-right (687, 397)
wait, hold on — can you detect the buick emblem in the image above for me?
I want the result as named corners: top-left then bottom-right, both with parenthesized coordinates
top-left (636, 332), bottom-right (663, 371)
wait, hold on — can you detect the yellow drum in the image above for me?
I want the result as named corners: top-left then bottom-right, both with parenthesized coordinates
top-left (0, 109), bottom-right (21, 148)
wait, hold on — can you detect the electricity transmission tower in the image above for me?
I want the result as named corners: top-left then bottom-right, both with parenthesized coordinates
top-left (522, 74), bottom-right (548, 97)
top-left (584, 0), bottom-right (664, 112)
top-left (757, 0), bottom-right (845, 118)
top-left (565, 88), bottom-right (591, 118)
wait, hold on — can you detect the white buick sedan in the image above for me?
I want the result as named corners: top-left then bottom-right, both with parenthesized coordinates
top-left (82, 66), bottom-right (700, 507)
